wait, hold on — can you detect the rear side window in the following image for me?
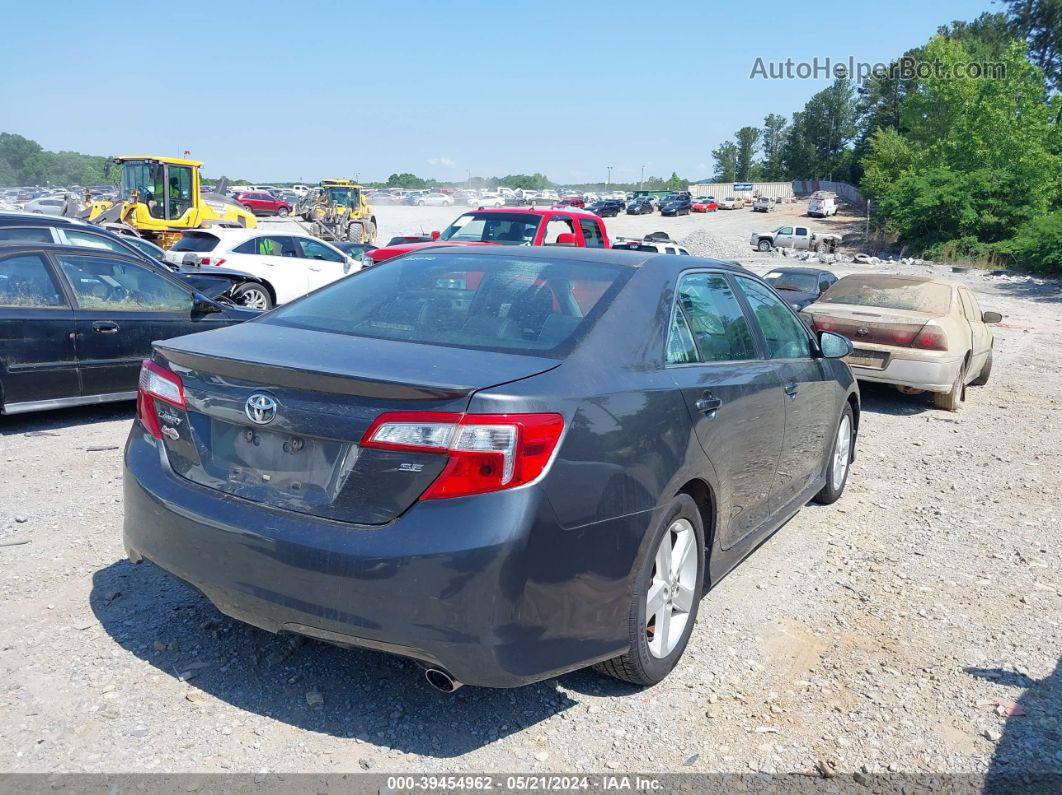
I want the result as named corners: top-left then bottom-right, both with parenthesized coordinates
top-left (0, 227), bottom-right (53, 243)
top-left (0, 253), bottom-right (66, 307)
top-left (61, 229), bottom-right (130, 254)
top-left (673, 273), bottom-right (757, 362)
top-left (734, 276), bottom-right (813, 359)
top-left (171, 233), bottom-right (220, 253)
top-left (579, 219), bottom-right (605, 248)
top-left (264, 252), bottom-right (631, 357)
top-left (233, 236), bottom-right (298, 257)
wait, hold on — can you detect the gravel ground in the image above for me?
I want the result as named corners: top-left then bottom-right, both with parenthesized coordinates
top-left (1, 202), bottom-right (1059, 778)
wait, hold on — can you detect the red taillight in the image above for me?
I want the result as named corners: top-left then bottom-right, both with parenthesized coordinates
top-left (136, 360), bottom-right (185, 440)
top-left (911, 325), bottom-right (948, 351)
top-left (197, 256), bottom-right (226, 267)
top-left (361, 412), bottom-right (565, 500)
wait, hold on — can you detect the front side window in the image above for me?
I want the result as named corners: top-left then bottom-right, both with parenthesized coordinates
top-left (0, 254), bottom-right (66, 307)
top-left (296, 238), bottom-right (343, 262)
top-left (58, 255), bottom-right (192, 312)
top-left (777, 226), bottom-right (793, 236)
top-left (958, 288), bottom-right (981, 321)
top-left (675, 273), bottom-right (757, 362)
top-left (734, 276), bottom-right (813, 359)
top-left (61, 229), bottom-right (129, 254)
top-left (263, 252), bottom-right (630, 356)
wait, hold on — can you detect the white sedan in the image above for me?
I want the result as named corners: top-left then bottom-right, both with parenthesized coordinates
top-left (165, 228), bottom-right (362, 309)
top-left (416, 192), bottom-right (455, 206)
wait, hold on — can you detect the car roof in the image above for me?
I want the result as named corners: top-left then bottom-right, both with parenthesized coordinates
top-left (390, 242), bottom-right (748, 274)
top-left (0, 211), bottom-right (89, 228)
top-left (0, 240), bottom-right (146, 260)
top-left (765, 266), bottom-right (834, 276)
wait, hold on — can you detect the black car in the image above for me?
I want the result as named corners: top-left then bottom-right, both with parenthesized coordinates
top-left (0, 213), bottom-right (267, 304)
top-left (660, 196), bottom-right (692, 216)
top-left (762, 267), bottom-right (838, 310)
top-left (0, 242), bottom-right (256, 415)
top-left (124, 246), bottom-right (859, 691)
top-left (626, 198), bottom-right (654, 215)
top-left (586, 200), bottom-right (624, 217)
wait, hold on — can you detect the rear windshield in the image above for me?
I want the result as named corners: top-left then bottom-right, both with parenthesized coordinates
top-left (764, 271), bottom-right (818, 293)
top-left (819, 276), bottom-right (952, 314)
top-left (263, 252), bottom-right (631, 357)
top-left (171, 233), bottom-right (220, 253)
top-left (439, 212), bottom-right (542, 245)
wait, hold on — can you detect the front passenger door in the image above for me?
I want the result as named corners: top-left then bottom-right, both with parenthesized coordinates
top-left (774, 226), bottom-right (794, 248)
top-left (666, 271), bottom-right (785, 547)
top-left (295, 237), bottom-right (351, 292)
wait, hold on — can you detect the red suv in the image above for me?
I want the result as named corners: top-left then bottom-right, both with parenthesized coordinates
top-left (236, 191), bottom-right (291, 217)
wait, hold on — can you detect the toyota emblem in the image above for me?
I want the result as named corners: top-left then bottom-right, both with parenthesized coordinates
top-left (245, 393), bottom-right (278, 425)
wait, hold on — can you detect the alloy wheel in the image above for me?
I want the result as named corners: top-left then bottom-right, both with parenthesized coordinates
top-left (645, 518), bottom-right (698, 658)
top-left (831, 414), bottom-right (852, 491)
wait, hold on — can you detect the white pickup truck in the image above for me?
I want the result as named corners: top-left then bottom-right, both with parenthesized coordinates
top-left (750, 225), bottom-right (841, 253)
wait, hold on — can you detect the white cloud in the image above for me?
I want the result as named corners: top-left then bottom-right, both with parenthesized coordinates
top-left (427, 157), bottom-right (456, 168)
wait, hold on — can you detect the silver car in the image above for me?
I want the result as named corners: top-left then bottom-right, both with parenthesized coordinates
top-left (23, 195), bottom-right (68, 216)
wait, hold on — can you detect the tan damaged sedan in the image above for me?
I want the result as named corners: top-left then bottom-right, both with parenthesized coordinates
top-left (801, 275), bottom-right (1001, 410)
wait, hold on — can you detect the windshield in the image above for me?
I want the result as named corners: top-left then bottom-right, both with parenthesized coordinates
top-left (819, 276), bottom-right (952, 314)
top-left (439, 212), bottom-right (542, 245)
top-left (263, 252), bottom-right (631, 356)
top-left (764, 271), bottom-right (818, 292)
top-left (326, 187), bottom-right (358, 206)
top-left (120, 160), bottom-right (165, 218)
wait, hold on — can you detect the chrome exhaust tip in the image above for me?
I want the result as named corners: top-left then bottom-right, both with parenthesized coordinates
top-left (424, 667), bottom-right (463, 693)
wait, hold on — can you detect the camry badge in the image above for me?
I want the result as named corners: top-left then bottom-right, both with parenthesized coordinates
top-left (245, 393), bottom-right (278, 425)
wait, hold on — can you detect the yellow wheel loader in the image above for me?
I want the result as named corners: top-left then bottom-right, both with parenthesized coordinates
top-left (73, 156), bottom-right (256, 249)
top-left (296, 179), bottom-right (377, 243)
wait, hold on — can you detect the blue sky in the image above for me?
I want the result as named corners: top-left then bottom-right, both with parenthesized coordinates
top-left (1, 0), bottom-right (995, 183)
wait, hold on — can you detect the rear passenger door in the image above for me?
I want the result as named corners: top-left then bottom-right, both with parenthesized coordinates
top-left (666, 271), bottom-right (785, 547)
top-left (958, 287), bottom-right (991, 376)
top-left (0, 251), bottom-right (79, 409)
top-left (732, 274), bottom-right (836, 510)
top-left (232, 235), bottom-right (302, 303)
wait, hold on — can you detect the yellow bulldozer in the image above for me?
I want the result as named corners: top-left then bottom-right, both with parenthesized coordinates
top-left (73, 156), bottom-right (257, 249)
top-left (295, 179), bottom-right (377, 244)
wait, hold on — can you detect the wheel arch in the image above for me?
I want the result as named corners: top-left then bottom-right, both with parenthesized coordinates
top-left (676, 478), bottom-right (716, 569)
top-left (845, 392), bottom-right (860, 461)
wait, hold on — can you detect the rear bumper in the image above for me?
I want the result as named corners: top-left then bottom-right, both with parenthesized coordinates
top-left (123, 429), bottom-right (642, 688)
top-left (850, 352), bottom-right (961, 393)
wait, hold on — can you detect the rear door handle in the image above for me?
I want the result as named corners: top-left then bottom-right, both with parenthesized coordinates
top-left (92, 321), bottom-right (119, 334)
top-left (695, 391), bottom-right (722, 415)
top-left (309, 266), bottom-right (322, 272)
top-left (784, 381), bottom-right (799, 399)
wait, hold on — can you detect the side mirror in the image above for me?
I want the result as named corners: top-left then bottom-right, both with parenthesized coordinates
top-left (818, 330), bottom-right (853, 359)
top-left (430, 230), bottom-right (441, 240)
top-left (555, 233), bottom-right (578, 246)
top-left (192, 294), bottom-right (222, 315)
top-left (982, 310), bottom-right (1003, 324)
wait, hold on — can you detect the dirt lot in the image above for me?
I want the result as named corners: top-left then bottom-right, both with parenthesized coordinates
top-left (1, 202), bottom-right (1060, 779)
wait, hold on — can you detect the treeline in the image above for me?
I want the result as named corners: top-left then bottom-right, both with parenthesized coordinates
top-left (374, 171), bottom-right (690, 193)
top-left (714, 2), bottom-right (1061, 271)
top-left (0, 133), bottom-right (120, 187)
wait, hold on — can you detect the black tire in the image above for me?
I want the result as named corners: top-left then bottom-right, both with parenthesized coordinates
top-left (277, 207), bottom-right (289, 218)
top-left (813, 404), bottom-right (855, 505)
top-left (365, 220), bottom-right (377, 243)
top-left (934, 358), bottom-right (967, 411)
top-left (230, 282), bottom-right (273, 310)
top-left (757, 239), bottom-right (772, 252)
top-left (347, 222), bottom-right (364, 244)
top-left (594, 494), bottom-right (705, 687)
top-left (970, 349), bottom-right (992, 386)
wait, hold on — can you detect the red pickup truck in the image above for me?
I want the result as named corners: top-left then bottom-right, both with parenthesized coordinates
top-left (365, 208), bottom-right (611, 264)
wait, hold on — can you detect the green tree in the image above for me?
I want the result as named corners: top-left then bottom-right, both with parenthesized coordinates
top-left (734, 126), bottom-right (761, 182)
top-left (711, 142), bottom-right (738, 182)
top-left (760, 114), bottom-right (788, 180)
top-left (1003, 0), bottom-right (1062, 92)
top-left (386, 172), bottom-right (431, 189)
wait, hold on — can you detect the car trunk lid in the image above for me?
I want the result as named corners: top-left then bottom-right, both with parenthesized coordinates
top-left (804, 304), bottom-right (943, 348)
top-left (150, 323), bottom-right (559, 525)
